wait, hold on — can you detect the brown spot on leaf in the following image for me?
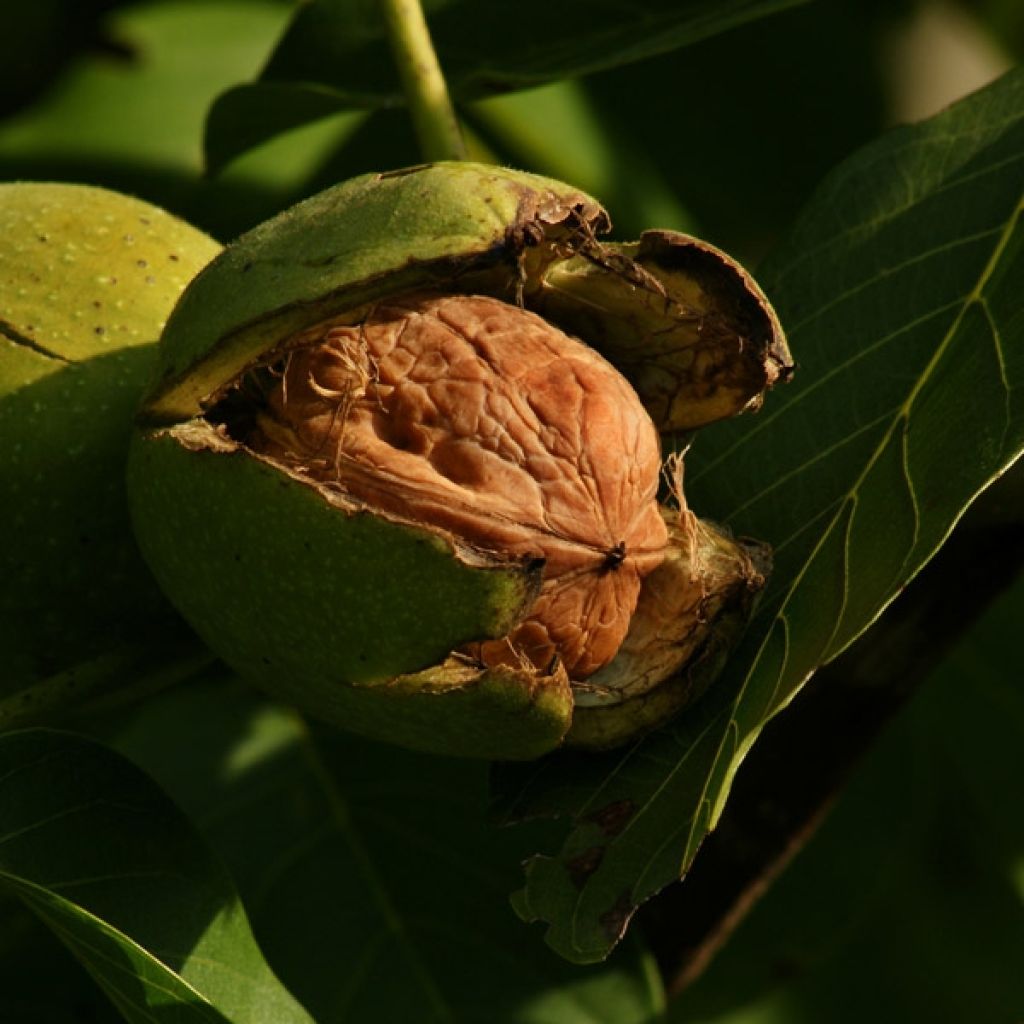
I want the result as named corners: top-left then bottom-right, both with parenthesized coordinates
top-left (585, 798), bottom-right (637, 837)
top-left (566, 846), bottom-right (605, 889)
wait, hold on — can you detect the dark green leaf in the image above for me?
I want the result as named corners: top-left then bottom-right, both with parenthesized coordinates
top-left (0, 730), bottom-right (313, 1024)
top-left (268, 0), bottom-right (808, 96)
top-left (0, 1), bottom-right (112, 118)
top-left (203, 0), bottom-right (806, 171)
top-left (0, 3), bottom-right (288, 175)
top-left (113, 680), bottom-right (666, 1024)
top-left (578, 0), bottom-right (897, 256)
top-left (668, 573), bottom-right (1024, 1023)
top-left (500, 65), bottom-right (1024, 962)
top-left (465, 80), bottom-right (695, 237)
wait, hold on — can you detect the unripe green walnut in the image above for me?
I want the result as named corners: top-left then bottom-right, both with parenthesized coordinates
top-left (0, 183), bottom-right (220, 706)
top-left (128, 163), bottom-right (791, 759)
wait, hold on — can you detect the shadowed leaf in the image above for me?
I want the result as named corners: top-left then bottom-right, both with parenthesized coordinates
top-left (667, 572), bottom-right (1024, 1023)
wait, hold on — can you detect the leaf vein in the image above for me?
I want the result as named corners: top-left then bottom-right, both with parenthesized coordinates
top-left (770, 149), bottom-right (1024, 285)
top-left (723, 410), bottom-right (893, 527)
top-left (785, 225), bottom-right (1003, 336)
top-left (691, 300), bottom-right (963, 487)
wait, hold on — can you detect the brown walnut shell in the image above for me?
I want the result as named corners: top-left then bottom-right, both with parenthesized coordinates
top-left (249, 293), bottom-right (669, 680)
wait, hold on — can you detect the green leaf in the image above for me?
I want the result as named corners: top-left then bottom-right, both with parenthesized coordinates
top-left (203, 0), bottom-right (806, 171)
top-left (578, 0), bottom-right (896, 256)
top-left (204, 82), bottom-right (366, 181)
top-left (0, 729), bottom-right (313, 1024)
top-left (465, 80), bottom-right (695, 237)
top-left (112, 679), bottom-right (666, 1024)
top-left (0, 2), bottom-right (112, 118)
top-left (499, 65), bottom-right (1024, 962)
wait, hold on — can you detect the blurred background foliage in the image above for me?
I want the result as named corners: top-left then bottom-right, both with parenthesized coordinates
top-left (0, 0), bottom-right (1013, 251)
top-left (0, 2), bottom-right (1020, 1020)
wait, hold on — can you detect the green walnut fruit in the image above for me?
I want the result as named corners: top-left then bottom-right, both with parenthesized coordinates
top-left (128, 162), bottom-right (791, 759)
top-left (0, 183), bottom-right (220, 716)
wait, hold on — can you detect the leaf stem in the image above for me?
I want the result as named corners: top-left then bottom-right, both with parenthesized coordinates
top-left (380, 0), bottom-right (467, 162)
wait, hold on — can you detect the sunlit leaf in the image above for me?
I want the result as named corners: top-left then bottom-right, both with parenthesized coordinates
top-left (0, 2), bottom-right (287, 173)
top-left (0, 1), bottom-right (329, 237)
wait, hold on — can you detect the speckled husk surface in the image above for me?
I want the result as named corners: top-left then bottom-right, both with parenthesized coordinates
top-left (0, 183), bottom-right (220, 692)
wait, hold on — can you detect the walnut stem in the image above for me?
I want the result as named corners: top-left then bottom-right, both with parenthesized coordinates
top-left (380, 0), bottom-right (467, 162)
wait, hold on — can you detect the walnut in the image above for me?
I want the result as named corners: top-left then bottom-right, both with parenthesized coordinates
top-left (250, 293), bottom-right (669, 680)
top-left (128, 162), bottom-right (789, 758)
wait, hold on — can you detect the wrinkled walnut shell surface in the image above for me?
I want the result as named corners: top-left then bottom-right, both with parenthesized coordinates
top-left (251, 293), bottom-right (669, 680)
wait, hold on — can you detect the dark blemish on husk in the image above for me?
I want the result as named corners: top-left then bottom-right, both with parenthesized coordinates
top-left (0, 318), bottom-right (71, 363)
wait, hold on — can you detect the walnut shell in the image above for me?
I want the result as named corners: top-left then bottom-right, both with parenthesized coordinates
top-left (250, 293), bottom-right (669, 681)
